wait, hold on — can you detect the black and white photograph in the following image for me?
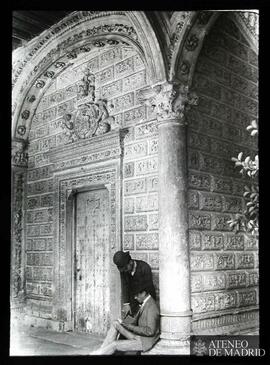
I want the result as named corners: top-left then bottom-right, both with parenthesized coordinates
top-left (10, 8), bottom-right (262, 357)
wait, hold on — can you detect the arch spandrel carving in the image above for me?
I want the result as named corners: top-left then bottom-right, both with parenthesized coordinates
top-left (12, 11), bottom-right (167, 142)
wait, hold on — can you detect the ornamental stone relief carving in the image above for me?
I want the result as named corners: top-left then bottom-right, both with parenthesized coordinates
top-left (77, 68), bottom-right (95, 101)
top-left (137, 82), bottom-right (198, 122)
top-left (61, 99), bottom-right (114, 143)
top-left (168, 12), bottom-right (191, 65)
top-left (12, 140), bottom-right (28, 168)
top-left (237, 11), bottom-right (258, 40)
top-left (12, 15), bottom-right (136, 89)
top-left (12, 172), bottom-right (24, 298)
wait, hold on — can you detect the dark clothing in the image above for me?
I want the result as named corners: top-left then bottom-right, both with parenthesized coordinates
top-left (120, 260), bottom-right (156, 315)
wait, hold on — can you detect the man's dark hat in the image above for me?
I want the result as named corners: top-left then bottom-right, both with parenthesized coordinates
top-left (113, 251), bottom-right (131, 268)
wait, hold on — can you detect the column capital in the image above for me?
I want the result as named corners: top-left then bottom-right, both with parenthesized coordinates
top-left (12, 139), bottom-right (28, 168)
top-left (137, 82), bottom-right (198, 123)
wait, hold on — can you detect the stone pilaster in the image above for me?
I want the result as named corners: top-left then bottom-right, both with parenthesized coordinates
top-left (11, 139), bottom-right (28, 303)
top-left (138, 83), bottom-right (198, 354)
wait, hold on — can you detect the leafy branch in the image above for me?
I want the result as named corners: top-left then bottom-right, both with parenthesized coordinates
top-left (228, 120), bottom-right (259, 235)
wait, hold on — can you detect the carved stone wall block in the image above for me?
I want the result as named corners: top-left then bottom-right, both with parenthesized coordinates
top-left (115, 57), bottom-right (134, 78)
top-left (134, 120), bottom-right (158, 139)
top-left (123, 234), bottom-right (134, 250)
top-left (244, 235), bottom-right (258, 250)
top-left (124, 141), bottom-right (147, 160)
top-left (203, 272), bottom-right (226, 291)
top-left (148, 252), bottom-right (159, 270)
top-left (124, 162), bottom-right (134, 178)
top-left (124, 215), bottom-right (148, 231)
top-left (199, 192), bottom-right (223, 212)
top-left (122, 70), bottom-right (146, 93)
top-left (112, 92), bottom-right (134, 113)
top-left (212, 213), bottom-right (233, 231)
top-left (190, 253), bottom-right (214, 271)
top-left (189, 212), bottom-right (211, 230)
top-left (215, 253), bottom-right (235, 270)
top-left (191, 274), bottom-right (203, 292)
top-left (224, 234), bottom-right (245, 250)
top-left (201, 232), bottom-right (223, 250)
top-left (124, 178), bottom-right (146, 195)
top-left (188, 172), bottom-right (211, 191)
top-left (146, 176), bottom-right (158, 192)
top-left (189, 231), bottom-right (201, 250)
top-left (236, 253), bottom-right (254, 269)
top-left (148, 214), bottom-right (158, 230)
top-left (135, 157), bottom-right (158, 176)
top-left (188, 190), bottom-right (199, 209)
top-left (135, 233), bottom-right (159, 250)
top-left (247, 271), bottom-right (259, 287)
top-left (100, 47), bottom-right (121, 68)
top-left (237, 289), bottom-right (257, 307)
top-left (135, 194), bottom-right (158, 213)
top-left (124, 197), bottom-right (134, 213)
top-left (123, 106), bottom-right (147, 126)
top-left (226, 271), bottom-right (247, 289)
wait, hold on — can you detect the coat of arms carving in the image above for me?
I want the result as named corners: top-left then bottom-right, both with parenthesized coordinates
top-left (61, 99), bottom-right (114, 142)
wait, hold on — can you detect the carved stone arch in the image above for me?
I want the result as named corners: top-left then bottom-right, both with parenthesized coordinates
top-left (126, 11), bottom-right (167, 83)
top-left (170, 11), bottom-right (220, 85)
top-left (12, 10), bottom-right (166, 142)
top-left (171, 10), bottom-right (258, 87)
top-left (232, 11), bottom-right (258, 54)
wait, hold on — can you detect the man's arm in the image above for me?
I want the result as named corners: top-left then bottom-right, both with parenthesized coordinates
top-left (122, 306), bottom-right (159, 337)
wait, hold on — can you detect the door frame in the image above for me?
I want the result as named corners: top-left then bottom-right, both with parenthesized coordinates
top-left (67, 184), bottom-right (110, 332)
top-left (53, 164), bottom-right (122, 332)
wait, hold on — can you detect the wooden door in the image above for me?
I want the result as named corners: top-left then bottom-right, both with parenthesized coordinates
top-left (74, 189), bottom-right (110, 335)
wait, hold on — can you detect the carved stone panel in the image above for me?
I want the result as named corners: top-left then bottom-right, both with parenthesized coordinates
top-left (216, 253), bottom-right (235, 270)
top-left (124, 215), bottom-right (148, 231)
top-left (190, 253), bottom-right (214, 271)
top-left (201, 232), bottom-right (223, 250)
top-left (226, 271), bottom-right (247, 289)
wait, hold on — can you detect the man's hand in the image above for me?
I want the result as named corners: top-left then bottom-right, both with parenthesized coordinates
top-left (122, 303), bottom-right (131, 317)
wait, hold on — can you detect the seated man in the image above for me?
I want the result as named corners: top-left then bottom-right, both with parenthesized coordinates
top-left (91, 284), bottom-right (160, 355)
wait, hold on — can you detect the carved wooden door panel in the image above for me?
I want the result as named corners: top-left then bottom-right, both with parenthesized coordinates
top-left (75, 189), bottom-right (110, 335)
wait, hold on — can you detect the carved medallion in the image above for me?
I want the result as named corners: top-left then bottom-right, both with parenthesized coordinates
top-left (62, 100), bottom-right (113, 142)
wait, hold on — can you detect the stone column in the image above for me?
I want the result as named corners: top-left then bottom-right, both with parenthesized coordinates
top-left (138, 83), bottom-right (198, 354)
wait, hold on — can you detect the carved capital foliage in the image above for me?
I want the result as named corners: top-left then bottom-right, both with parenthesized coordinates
top-left (11, 140), bottom-right (28, 168)
top-left (137, 82), bottom-right (198, 122)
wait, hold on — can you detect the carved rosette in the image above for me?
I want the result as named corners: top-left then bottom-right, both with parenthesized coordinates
top-left (137, 82), bottom-right (198, 123)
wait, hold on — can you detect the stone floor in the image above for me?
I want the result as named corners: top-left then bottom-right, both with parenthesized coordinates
top-left (10, 321), bottom-right (259, 356)
top-left (10, 324), bottom-right (104, 356)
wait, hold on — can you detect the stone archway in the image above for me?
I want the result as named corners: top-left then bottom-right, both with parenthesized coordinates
top-left (12, 11), bottom-right (167, 142)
